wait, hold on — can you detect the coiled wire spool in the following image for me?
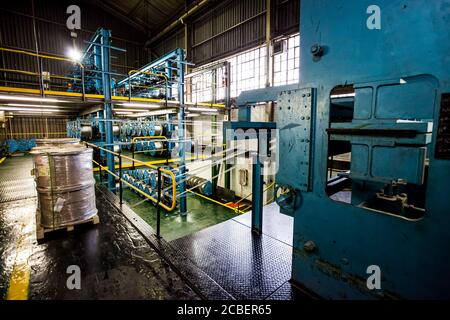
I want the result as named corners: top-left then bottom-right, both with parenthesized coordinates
top-left (80, 124), bottom-right (93, 139)
top-left (136, 124), bottom-right (143, 136)
top-left (35, 138), bottom-right (80, 147)
top-left (113, 125), bottom-right (121, 136)
top-left (141, 125), bottom-right (149, 136)
top-left (186, 175), bottom-right (213, 196)
top-left (131, 124), bottom-right (137, 136)
top-left (126, 124), bottom-right (132, 136)
top-left (113, 145), bottom-right (121, 153)
top-left (31, 146), bottom-right (97, 229)
top-left (149, 141), bottom-right (165, 157)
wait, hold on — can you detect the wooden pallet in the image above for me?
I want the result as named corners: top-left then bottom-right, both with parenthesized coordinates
top-left (36, 209), bottom-right (100, 240)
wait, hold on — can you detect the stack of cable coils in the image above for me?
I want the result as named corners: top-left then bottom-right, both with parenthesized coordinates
top-left (31, 145), bottom-right (97, 228)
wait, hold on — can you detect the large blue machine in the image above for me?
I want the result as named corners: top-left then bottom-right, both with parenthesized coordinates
top-left (227, 0), bottom-right (450, 299)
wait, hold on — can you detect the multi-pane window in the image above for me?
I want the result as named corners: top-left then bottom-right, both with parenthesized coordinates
top-left (273, 34), bottom-right (300, 86)
top-left (187, 33), bottom-right (299, 102)
top-left (229, 46), bottom-right (267, 98)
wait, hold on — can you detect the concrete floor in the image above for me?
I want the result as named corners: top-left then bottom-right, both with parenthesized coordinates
top-left (0, 155), bottom-right (198, 300)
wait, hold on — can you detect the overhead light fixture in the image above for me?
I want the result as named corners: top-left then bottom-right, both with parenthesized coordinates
top-left (0, 95), bottom-right (61, 103)
top-left (115, 112), bottom-right (134, 115)
top-left (17, 111), bottom-right (53, 114)
top-left (188, 107), bottom-right (218, 112)
top-left (7, 103), bottom-right (67, 109)
top-left (67, 47), bottom-right (82, 62)
top-left (128, 109), bottom-right (177, 118)
top-left (0, 107), bottom-right (62, 112)
top-left (185, 113), bottom-right (200, 118)
top-left (114, 108), bottom-right (156, 113)
top-left (119, 103), bottom-right (161, 109)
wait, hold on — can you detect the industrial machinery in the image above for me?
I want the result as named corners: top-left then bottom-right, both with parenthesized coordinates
top-left (227, 0), bottom-right (450, 299)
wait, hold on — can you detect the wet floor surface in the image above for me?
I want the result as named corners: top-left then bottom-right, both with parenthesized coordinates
top-left (0, 156), bottom-right (199, 300)
top-left (29, 190), bottom-right (199, 300)
top-left (0, 198), bottom-right (36, 299)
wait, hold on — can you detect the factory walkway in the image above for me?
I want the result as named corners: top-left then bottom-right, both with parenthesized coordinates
top-left (1, 155), bottom-right (311, 300)
top-left (0, 155), bottom-right (198, 300)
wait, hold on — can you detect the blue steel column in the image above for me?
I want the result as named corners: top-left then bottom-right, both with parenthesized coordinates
top-left (100, 29), bottom-right (115, 190)
top-left (251, 152), bottom-right (264, 234)
top-left (177, 48), bottom-right (187, 215)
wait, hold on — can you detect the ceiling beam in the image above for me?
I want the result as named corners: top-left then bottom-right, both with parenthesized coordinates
top-left (92, 0), bottom-right (149, 34)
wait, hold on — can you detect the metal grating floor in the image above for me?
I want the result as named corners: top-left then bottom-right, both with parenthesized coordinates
top-left (169, 205), bottom-right (297, 300)
top-left (0, 156), bottom-right (36, 203)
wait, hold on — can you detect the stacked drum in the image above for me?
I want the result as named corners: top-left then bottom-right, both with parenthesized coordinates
top-left (31, 139), bottom-right (98, 229)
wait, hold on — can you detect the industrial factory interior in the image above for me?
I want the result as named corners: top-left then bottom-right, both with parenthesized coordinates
top-left (1, 0), bottom-right (450, 307)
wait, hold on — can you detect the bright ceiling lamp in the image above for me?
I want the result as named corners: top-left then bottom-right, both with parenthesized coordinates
top-left (67, 47), bottom-right (83, 62)
top-left (119, 103), bottom-right (161, 109)
top-left (17, 111), bottom-right (53, 114)
top-left (188, 107), bottom-right (218, 112)
top-left (0, 94), bottom-right (61, 103)
top-left (114, 108), bottom-right (156, 112)
top-left (7, 103), bottom-right (68, 109)
top-left (0, 107), bottom-right (61, 112)
top-left (128, 109), bottom-right (177, 118)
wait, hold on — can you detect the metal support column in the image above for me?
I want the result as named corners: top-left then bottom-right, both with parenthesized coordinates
top-left (224, 61), bottom-right (232, 190)
top-left (177, 48), bottom-right (187, 215)
top-left (100, 29), bottom-right (115, 190)
top-left (251, 152), bottom-right (264, 234)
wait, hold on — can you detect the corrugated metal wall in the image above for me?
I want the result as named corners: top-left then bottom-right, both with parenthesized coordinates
top-left (150, 0), bottom-right (299, 67)
top-left (192, 0), bottom-right (267, 65)
top-left (0, 0), bottom-right (149, 89)
top-left (5, 116), bottom-right (68, 139)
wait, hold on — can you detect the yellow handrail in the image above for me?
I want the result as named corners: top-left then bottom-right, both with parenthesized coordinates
top-left (0, 68), bottom-right (81, 82)
top-left (0, 47), bottom-right (84, 68)
top-left (132, 136), bottom-right (168, 143)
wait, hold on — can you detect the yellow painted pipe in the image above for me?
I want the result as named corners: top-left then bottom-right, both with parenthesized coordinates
top-left (0, 157), bottom-right (6, 165)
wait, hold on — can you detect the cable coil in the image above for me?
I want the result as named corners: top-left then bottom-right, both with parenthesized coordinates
top-left (31, 145), bottom-right (97, 229)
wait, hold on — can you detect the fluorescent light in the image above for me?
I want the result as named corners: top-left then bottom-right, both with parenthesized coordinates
top-left (17, 110), bottom-right (53, 114)
top-left (188, 107), bottom-right (218, 112)
top-left (114, 108), bottom-right (155, 112)
top-left (0, 95), bottom-right (61, 103)
top-left (186, 113), bottom-right (200, 118)
top-left (115, 111), bottom-right (134, 115)
top-left (67, 47), bottom-right (82, 62)
top-left (8, 103), bottom-right (65, 109)
top-left (0, 107), bottom-right (61, 112)
top-left (128, 109), bottom-right (177, 118)
top-left (330, 93), bottom-right (355, 99)
top-left (119, 103), bottom-right (161, 109)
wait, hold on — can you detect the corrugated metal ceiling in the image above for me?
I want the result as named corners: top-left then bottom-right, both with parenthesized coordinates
top-left (94, 0), bottom-right (187, 33)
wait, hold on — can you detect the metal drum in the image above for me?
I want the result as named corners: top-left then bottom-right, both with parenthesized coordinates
top-left (35, 138), bottom-right (80, 147)
top-left (31, 146), bottom-right (97, 228)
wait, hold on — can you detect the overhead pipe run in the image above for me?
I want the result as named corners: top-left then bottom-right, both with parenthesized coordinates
top-left (145, 0), bottom-right (210, 47)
